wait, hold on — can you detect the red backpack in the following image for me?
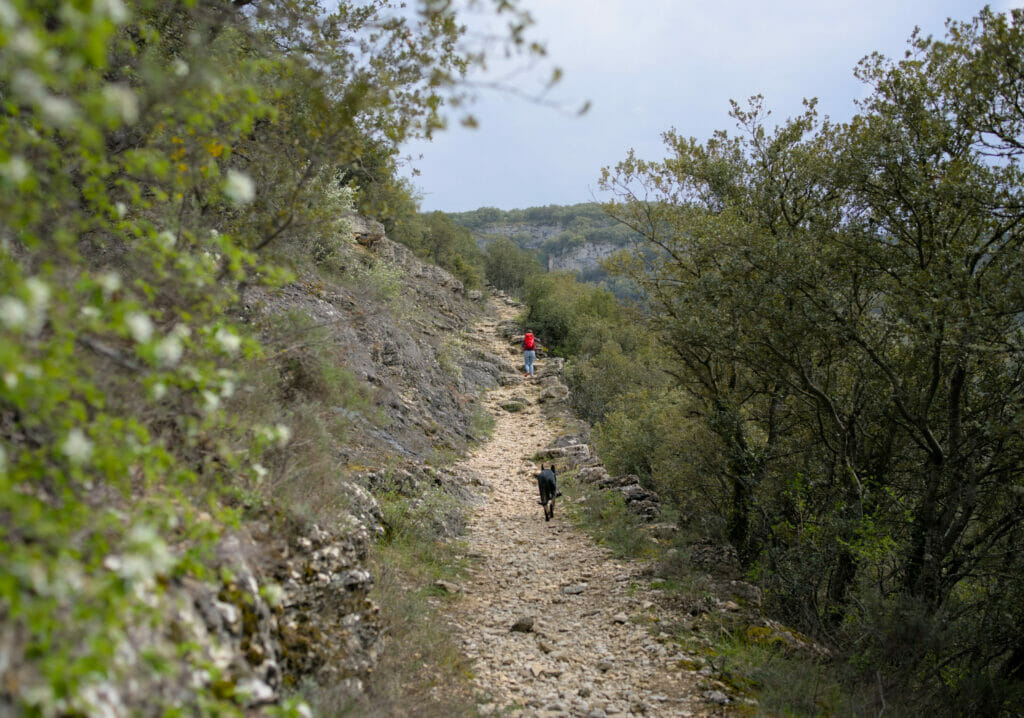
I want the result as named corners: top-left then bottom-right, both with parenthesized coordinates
top-left (523, 332), bottom-right (535, 350)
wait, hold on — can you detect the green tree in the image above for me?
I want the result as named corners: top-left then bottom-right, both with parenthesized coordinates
top-left (600, 10), bottom-right (1024, 709)
top-left (601, 98), bottom-right (838, 565)
top-left (483, 236), bottom-right (542, 293)
top-left (420, 211), bottom-right (485, 287)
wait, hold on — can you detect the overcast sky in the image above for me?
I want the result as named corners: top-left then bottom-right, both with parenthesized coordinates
top-left (400, 1), bottom-right (1016, 213)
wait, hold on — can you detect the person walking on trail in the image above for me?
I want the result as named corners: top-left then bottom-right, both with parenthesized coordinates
top-left (523, 329), bottom-right (537, 379)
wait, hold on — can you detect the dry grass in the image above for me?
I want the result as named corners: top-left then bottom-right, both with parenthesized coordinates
top-left (305, 488), bottom-right (482, 717)
top-left (222, 308), bottom-right (376, 527)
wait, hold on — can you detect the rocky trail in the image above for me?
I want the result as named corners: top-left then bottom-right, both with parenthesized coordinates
top-left (443, 299), bottom-right (721, 718)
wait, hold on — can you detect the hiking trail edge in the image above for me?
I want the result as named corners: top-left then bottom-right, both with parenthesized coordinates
top-left (443, 297), bottom-right (719, 718)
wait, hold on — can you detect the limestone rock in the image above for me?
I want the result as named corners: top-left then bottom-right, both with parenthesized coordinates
top-left (510, 616), bottom-right (535, 633)
top-left (346, 213), bottom-right (386, 248)
top-left (538, 383), bottom-right (570, 403)
top-left (703, 689), bottom-right (730, 705)
top-left (577, 466), bottom-right (610, 484)
top-left (433, 580), bottom-right (461, 595)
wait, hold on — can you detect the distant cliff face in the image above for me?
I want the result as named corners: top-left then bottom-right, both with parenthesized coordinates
top-left (546, 242), bottom-right (622, 272)
top-left (473, 223), bottom-right (563, 250)
top-left (472, 223), bottom-right (623, 274)
top-left (448, 204), bottom-right (639, 278)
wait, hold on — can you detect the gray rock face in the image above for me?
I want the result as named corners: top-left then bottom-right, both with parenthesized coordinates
top-left (242, 231), bottom-right (498, 466)
top-left (547, 242), bottom-right (621, 273)
top-left (346, 213), bottom-right (386, 248)
top-left (472, 225), bottom-right (623, 275)
top-left (474, 223), bottom-right (563, 249)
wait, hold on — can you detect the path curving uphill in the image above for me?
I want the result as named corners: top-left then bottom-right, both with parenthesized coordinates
top-left (446, 298), bottom-right (715, 718)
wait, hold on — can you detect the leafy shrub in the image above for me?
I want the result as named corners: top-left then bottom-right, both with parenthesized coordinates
top-left (483, 236), bottom-right (542, 294)
top-left (351, 257), bottom-right (404, 304)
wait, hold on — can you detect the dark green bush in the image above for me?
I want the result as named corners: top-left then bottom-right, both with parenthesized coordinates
top-left (484, 236), bottom-right (542, 294)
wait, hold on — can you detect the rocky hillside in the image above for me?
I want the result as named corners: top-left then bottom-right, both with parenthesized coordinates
top-left (195, 225), bottom-right (523, 710)
top-left (1, 216), bottom-right (516, 716)
top-left (3, 211), bottom-right (832, 717)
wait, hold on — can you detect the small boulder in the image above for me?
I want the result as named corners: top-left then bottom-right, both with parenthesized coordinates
top-left (703, 690), bottom-right (730, 705)
top-left (433, 580), bottom-right (461, 595)
top-left (510, 616), bottom-right (535, 633)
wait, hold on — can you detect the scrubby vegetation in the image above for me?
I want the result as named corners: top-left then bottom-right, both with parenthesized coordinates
top-left (0, 0), bottom-right (541, 714)
top-left (482, 236), bottom-right (543, 296)
top-left (387, 209), bottom-right (487, 291)
top-left (527, 9), bottom-right (1024, 715)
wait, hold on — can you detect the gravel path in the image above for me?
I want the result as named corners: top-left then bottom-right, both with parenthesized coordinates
top-left (445, 301), bottom-right (714, 718)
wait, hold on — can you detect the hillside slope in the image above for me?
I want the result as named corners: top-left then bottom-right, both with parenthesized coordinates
top-left (1, 217), bottom-right (514, 715)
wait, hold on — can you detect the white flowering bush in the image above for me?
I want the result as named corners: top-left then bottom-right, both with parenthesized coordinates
top-left (0, 0), bottom-right (543, 713)
top-left (302, 171), bottom-right (356, 268)
top-left (0, 1), bottom-right (276, 710)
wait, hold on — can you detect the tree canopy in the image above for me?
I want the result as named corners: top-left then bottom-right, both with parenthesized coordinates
top-left (591, 8), bottom-right (1024, 712)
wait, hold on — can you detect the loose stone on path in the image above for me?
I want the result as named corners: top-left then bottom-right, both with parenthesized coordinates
top-left (444, 300), bottom-right (711, 718)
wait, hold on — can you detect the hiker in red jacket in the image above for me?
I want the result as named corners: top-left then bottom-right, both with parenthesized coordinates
top-left (523, 329), bottom-right (536, 379)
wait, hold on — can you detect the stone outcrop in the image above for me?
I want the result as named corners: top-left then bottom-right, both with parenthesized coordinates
top-left (474, 223), bottom-right (563, 249)
top-left (546, 241), bottom-right (622, 273)
top-left (346, 213), bottom-right (386, 248)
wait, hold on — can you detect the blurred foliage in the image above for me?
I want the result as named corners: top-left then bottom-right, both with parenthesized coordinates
top-left (0, 0), bottom-right (545, 713)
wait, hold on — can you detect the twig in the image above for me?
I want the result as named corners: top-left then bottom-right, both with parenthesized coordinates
top-left (876, 669), bottom-right (887, 717)
top-left (78, 336), bottom-right (145, 373)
